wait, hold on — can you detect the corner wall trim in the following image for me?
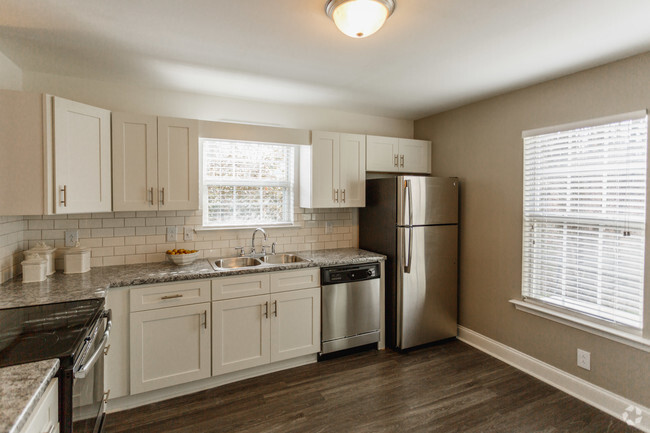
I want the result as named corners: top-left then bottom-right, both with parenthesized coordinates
top-left (457, 325), bottom-right (650, 432)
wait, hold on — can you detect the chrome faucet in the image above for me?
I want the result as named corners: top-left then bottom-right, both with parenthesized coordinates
top-left (251, 228), bottom-right (267, 255)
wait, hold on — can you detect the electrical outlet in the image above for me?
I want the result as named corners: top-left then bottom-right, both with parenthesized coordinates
top-left (325, 221), bottom-right (333, 234)
top-left (64, 230), bottom-right (79, 247)
top-left (184, 227), bottom-right (193, 241)
top-left (166, 226), bottom-right (177, 242)
top-left (577, 349), bottom-right (591, 370)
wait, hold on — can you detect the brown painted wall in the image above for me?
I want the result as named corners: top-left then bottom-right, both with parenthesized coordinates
top-left (414, 52), bottom-right (650, 405)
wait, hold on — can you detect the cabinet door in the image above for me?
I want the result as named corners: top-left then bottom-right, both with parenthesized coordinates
top-left (399, 139), bottom-right (431, 174)
top-left (21, 378), bottom-right (58, 433)
top-left (339, 133), bottom-right (366, 207)
top-left (112, 113), bottom-right (158, 211)
top-left (157, 117), bottom-right (199, 210)
top-left (366, 135), bottom-right (399, 172)
top-left (130, 303), bottom-right (210, 394)
top-left (270, 288), bottom-right (320, 362)
top-left (309, 131), bottom-right (340, 208)
top-left (212, 295), bottom-right (270, 375)
top-left (53, 97), bottom-right (112, 214)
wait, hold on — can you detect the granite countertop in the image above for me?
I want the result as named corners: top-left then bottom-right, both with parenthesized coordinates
top-left (0, 248), bottom-right (385, 309)
top-left (0, 359), bottom-right (59, 433)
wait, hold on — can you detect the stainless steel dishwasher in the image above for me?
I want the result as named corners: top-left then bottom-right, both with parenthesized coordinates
top-left (321, 262), bottom-right (381, 354)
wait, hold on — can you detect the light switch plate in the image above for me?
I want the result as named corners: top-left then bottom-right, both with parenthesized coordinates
top-left (577, 349), bottom-right (591, 370)
top-left (65, 230), bottom-right (79, 247)
top-left (183, 227), bottom-right (193, 241)
top-left (166, 226), bottom-right (177, 242)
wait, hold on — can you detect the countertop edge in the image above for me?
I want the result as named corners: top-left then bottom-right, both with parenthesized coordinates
top-left (5, 359), bottom-right (60, 433)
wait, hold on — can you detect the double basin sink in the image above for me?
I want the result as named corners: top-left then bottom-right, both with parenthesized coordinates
top-left (211, 254), bottom-right (309, 270)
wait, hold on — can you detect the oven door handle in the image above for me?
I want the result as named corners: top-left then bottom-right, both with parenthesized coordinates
top-left (74, 309), bottom-right (112, 379)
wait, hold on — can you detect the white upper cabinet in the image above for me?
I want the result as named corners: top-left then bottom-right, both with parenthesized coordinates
top-left (300, 131), bottom-right (365, 208)
top-left (158, 117), bottom-right (199, 210)
top-left (366, 135), bottom-right (431, 174)
top-left (0, 91), bottom-right (112, 215)
top-left (112, 113), bottom-right (199, 211)
top-left (112, 113), bottom-right (158, 211)
top-left (53, 97), bottom-right (112, 214)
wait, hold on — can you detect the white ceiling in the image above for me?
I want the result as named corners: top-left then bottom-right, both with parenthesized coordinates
top-left (1, 0), bottom-right (650, 120)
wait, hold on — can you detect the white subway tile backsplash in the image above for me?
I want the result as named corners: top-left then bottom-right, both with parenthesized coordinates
top-left (1, 208), bottom-right (358, 273)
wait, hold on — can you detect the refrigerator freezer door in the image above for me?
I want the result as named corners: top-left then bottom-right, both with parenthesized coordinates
top-left (397, 177), bottom-right (459, 226)
top-left (397, 225), bottom-right (458, 349)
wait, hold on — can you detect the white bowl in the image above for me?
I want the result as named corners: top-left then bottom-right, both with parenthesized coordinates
top-left (167, 251), bottom-right (199, 266)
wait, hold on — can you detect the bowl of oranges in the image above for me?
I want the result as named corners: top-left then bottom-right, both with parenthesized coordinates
top-left (166, 248), bottom-right (199, 266)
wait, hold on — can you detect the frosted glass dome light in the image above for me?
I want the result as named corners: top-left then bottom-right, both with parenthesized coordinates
top-left (325, 0), bottom-right (396, 39)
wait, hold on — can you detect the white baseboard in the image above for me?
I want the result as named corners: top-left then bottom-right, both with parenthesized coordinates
top-left (458, 326), bottom-right (649, 432)
top-left (106, 354), bottom-right (317, 413)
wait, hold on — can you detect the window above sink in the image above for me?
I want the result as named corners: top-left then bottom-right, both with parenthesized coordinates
top-left (200, 139), bottom-right (297, 229)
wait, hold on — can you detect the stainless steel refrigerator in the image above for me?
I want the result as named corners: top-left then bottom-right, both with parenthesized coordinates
top-left (359, 176), bottom-right (458, 349)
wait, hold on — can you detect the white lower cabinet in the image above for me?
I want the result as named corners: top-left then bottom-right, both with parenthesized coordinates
top-left (212, 269), bottom-right (321, 376)
top-left (212, 288), bottom-right (320, 375)
top-left (21, 378), bottom-right (59, 433)
top-left (212, 295), bottom-right (270, 375)
top-left (270, 288), bottom-right (320, 362)
top-left (130, 303), bottom-right (211, 394)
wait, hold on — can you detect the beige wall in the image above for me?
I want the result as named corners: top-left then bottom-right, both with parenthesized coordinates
top-left (414, 51), bottom-right (650, 406)
top-left (0, 51), bottom-right (22, 90)
top-left (22, 71), bottom-right (413, 137)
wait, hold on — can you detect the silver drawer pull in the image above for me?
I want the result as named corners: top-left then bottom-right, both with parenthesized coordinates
top-left (161, 294), bottom-right (183, 300)
top-left (59, 185), bottom-right (67, 207)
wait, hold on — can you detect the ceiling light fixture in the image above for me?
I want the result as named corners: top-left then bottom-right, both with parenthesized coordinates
top-left (325, 0), bottom-right (396, 39)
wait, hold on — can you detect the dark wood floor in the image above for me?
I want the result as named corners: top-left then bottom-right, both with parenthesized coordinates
top-left (105, 340), bottom-right (638, 433)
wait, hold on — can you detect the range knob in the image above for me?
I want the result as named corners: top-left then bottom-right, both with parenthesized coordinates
top-left (367, 269), bottom-right (373, 277)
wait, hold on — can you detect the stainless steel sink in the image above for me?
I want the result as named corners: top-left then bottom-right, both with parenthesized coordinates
top-left (212, 257), bottom-right (263, 269)
top-left (260, 254), bottom-right (310, 265)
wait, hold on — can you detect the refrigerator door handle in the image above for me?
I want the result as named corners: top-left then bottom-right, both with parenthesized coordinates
top-left (404, 227), bottom-right (413, 274)
top-left (405, 179), bottom-right (413, 227)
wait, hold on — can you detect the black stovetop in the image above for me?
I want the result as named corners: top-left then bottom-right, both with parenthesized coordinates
top-left (0, 298), bottom-right (105, 369)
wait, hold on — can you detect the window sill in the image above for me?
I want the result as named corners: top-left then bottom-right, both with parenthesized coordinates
top-left (509, 299), bottom-right (650, 352)
top-left (195, 224), bottom-right (302, 232)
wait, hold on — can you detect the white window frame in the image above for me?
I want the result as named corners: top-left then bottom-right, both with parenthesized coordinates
top-left (199, 139), bottom-right (299, 230)
top-left (511, 110), bottom-right (650, 351)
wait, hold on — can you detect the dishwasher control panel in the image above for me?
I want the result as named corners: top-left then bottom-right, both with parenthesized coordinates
top-left (321, 262), bottom-right (380, 285)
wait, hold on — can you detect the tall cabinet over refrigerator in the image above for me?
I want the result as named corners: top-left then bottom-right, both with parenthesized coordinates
top-left (359, 176), bottom-right (458, 349)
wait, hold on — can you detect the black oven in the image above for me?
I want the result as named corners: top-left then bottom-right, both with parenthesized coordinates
top-left (0, 299), bottom-right (111, 433)
top-left (65, 309), bottom-right (111, 433)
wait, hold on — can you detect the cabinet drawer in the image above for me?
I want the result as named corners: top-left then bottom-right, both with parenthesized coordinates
top-left (130, 280), bottom-right (211, 312)
top-left (21, 377), bottom-right (58, 433)
top-left (212, 274), bottom-right (270, 300)
top-left (270, 268), bottom-right (320, 293)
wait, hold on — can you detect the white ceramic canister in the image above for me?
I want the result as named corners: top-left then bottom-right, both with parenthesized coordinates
top-left (24, 242), bottom-right (56, 275)
top-left (62, 242), bottom-right (91, 274)
top-left (22, 252), bottom-right (47, 283)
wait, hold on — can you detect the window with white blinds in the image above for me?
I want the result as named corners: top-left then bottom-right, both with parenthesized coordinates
top-left (201, 139), bottom-right (295, 227)
top-left (522, 111), bottom-right (648, 329)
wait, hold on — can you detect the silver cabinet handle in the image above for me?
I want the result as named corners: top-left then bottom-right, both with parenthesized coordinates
top-left (202, 310), bottom-right (207, 329)
top-left (103, 389), bottom-right (111, 404)
top-left (75, 310), bottom-right (112, 379)
top-left (149, 187), bottom-right (154, 205)
top-left (394, 154), bottom-right (398, 167)
top-left (161, 293), bottom-right (183, 300)
top-left (400, 154), bottom-right (405, 168)
top-left (334, 189), bottom-right (339, 203)
top-left (263, 301), bottom-right (269, 318)
top-left (59, 185), bottom-right (67, 207)
top-left (160, 187), bottom-right (165, 206)
top-left (342, 189), bottom-right (346, 203)
top-left (273, 300), bottom-right (278, 317)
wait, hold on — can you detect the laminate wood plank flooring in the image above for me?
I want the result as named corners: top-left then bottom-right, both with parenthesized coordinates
top-left (104, 340), bottom-right (639, 433)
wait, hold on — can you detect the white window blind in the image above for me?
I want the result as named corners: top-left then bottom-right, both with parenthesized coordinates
top-left (201, 139), bottom-right (295, 227)
top-left (522, 112), bottom-right (648, 329)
